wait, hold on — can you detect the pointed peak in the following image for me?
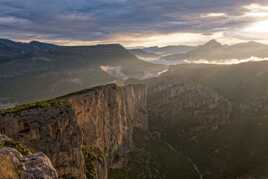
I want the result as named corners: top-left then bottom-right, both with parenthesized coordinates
top-left (29, 40), bottom-right (53, 46)
top-left (29, 40), bottom-right (57, 49)
top-left (29, 40), bottom-right (42, 44)
top-left (204, 39), bottom-right (222, 47)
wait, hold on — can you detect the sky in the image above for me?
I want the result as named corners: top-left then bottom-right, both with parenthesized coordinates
top-left (1, 0), bottom-right (268, 47)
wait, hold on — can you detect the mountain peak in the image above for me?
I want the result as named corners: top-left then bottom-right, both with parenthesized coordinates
top-left (246, 41), bottom-right (266, 46)
top-left (29, 41), bottom-right (57, 48)
top-left (203, 39), bottom-right (222, 48)
top-left (0, 38), bottom-right (17, 46)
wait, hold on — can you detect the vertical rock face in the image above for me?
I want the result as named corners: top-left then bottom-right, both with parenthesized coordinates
top-left (0, 102), bottom-right (86, 178)
top-left (0, 83), bottom-right (147, 179)
top-left (148, 79), bottom-right (232, 133)
top-left (0, 134), bottom-right (58, 179)
top-left (143, 63), bottom-right (268, 179)
top-left (68, 84), bottom-right (147, 179)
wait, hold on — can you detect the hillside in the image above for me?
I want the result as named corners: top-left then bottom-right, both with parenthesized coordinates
top-left (0, 39), bottom-right (165, 106)
top-left (144, 61), bottom-right (268, 179)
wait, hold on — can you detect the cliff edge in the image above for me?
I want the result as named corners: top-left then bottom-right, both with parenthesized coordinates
top-left (0, 83), bottom-right (147, 179)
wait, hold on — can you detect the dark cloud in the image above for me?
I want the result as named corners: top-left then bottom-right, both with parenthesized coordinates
top-left (0, 0), bottom-right (267, 45)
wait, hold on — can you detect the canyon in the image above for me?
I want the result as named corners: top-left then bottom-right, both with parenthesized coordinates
top-left (1, 61), bottom-right (268, 179)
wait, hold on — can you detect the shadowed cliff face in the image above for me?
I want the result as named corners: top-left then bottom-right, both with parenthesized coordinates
top-left (144, 62), bottom-right (268, 179)
top-left (0, 84), bottom-right (148, 179)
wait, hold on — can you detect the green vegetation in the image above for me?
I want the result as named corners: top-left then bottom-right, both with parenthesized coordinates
top-left (0, 99), bottom-right (68, 115)
top-left (109, 168), bottom-right (131, 179)
top-left (0, 138), bottom-right (32, 156)
top-left (82, 145), bottom-right (105, 179)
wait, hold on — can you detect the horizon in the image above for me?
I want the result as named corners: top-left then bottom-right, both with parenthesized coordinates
top-left (1, 0), bottom-right (268, 47)
top-left (1, 37), bottom-right (268, 49)
top-left (2, 1), bottom-right (268, 179)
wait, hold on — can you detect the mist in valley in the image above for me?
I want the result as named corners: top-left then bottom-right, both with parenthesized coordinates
top-left (1, 1), bottom-right (268, 179)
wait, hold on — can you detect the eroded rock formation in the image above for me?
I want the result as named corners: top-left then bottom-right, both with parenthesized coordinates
top-left (0, 84), bottom-right (147, 179)
top-left (0, 102), bottom-right (85, 178)
top-left (68, 84), bottom-right (147, 179)
top-left (0, 134), bottom-right (58, 179)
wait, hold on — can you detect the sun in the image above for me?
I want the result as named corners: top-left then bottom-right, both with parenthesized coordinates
top-left (243, 20), bottom-right (268, 33)
top-left (242, 3), bottom-right (268, 33)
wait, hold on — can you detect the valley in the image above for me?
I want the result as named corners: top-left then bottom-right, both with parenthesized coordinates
top-left (2, 1), bottom-right (268, 178)
top-left (1, 55), bottom-right (268, 178)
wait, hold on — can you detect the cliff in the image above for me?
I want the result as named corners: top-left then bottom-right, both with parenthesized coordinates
top-left (143, 62), bottom-right (268, 179)
top-left (0, 134), bottom-right (58, 179)
top-left (67, 84), bottom-right (147, 179)
top-left (0, 83), bottom-right (147, 179)
top-left (0, 100), bottom-right (85, 178)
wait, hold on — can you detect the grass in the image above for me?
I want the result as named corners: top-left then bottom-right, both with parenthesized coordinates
top-left (0, 137), bottom-right (32, 156)
top-left (82, 145), bottom-right (105, 179)
top-left (0, 99), bottom-right (68, 115)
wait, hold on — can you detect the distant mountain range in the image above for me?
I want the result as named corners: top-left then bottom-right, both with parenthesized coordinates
top-left (0, 39), bottom-right (165, 106)
top-left (130, 45), bottom-right (194, 62)
top-left (130, 40), bottom-right (268, 65)
top-left (142, 45), bottom-right (195, 56)
top-left (2, 38), bottom-right (268, 106)
top-left (129, 49), bottom-right (159, 60)
top-left (162, 40), bottom-right (268, 62)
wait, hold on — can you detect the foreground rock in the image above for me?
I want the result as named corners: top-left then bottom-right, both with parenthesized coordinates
top-left (0, 83), bottom-right (147, 179)
top-left (0, 135), bottom-right (58, 179)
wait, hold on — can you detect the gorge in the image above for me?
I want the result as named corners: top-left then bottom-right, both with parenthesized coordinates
top-left (1, 61), bottom-right (268, 179)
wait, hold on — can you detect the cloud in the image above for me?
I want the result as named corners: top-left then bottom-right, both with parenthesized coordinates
top-left (243, 3), bottom-right (268, 17)
top-left (0, 0), bottom-right (268, 46)
top-left (201, 13), bottom-right (227, 18)
top-left (0, 16), bottom-right (30, 25)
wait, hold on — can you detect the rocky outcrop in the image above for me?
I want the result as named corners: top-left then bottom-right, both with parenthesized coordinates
top-left (0, 83), bottom-right (147, 179)
top-left (67, 84), bottom-right (147, 179)
top-left (0, 101), bottom-right (85, 179)
top-left (0, 134), bottom-right (58, 179)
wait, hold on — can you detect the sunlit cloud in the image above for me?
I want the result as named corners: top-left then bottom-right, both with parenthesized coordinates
top-left (243, 3), bottom-right (268, 17)
top-left (68, 32), bottom-right (226, 47)
top-left (201, 13), bottom-right (227, 18)
top-left (23, 32), bottom-right (227, 48)
top-left (244, 12), bottom-right (268, 17)
top-left (243, 3), bottom-right (268, 11)
top-left (1, 0), bottom-right (268, 47)
top-left (242, 20), bottom-right (268, 33)
top-left (239, 3), bottom-right (268, 39)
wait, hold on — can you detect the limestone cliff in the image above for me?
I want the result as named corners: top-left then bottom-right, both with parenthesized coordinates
top-left (0, 134), bottom-right (58, 179)
top-left (0, 101), bottom-right (85, 178)
top-left (67, 84), bottom-right (147, 179)
top-left (0, 83), bottom-right (147, 179)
